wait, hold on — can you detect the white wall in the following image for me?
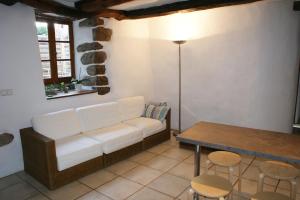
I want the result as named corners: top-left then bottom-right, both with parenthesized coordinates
top-left (0, 4), bottom-right (152, 177)
top-left (148, 0), bottom-right (300, 133)
top-left (0, 0), bottom-right (299, 178)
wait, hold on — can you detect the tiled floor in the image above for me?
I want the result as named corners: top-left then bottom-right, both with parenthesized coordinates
top-left (1, 136), bottom-right (300, 200)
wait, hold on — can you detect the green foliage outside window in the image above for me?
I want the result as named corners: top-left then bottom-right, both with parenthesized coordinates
top-left (37, 26), bottom-right (47, 36)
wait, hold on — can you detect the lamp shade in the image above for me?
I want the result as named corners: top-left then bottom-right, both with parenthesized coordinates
top-left (167, 13), bottom-right (194, 41)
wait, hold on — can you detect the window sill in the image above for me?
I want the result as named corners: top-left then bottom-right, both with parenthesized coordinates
top-left (46, 89), bottom-right (97, 100)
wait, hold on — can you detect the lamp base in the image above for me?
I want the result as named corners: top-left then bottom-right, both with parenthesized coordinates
top-left (173, 40), bottom-right (186, 45)
top-left (171, 129), bottom-right (181, 136)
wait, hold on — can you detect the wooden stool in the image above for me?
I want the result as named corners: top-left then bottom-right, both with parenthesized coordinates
top-left (206, 151), bottom-right (242, 194)
top-left (251, 192), bottom-right (290, 200)
top-left (258, 160), bottom-right (299, 200)
top-left (191, 174), bottom-right (233, 200)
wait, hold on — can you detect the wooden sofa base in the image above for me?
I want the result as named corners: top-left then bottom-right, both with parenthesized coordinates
top-left (21, 129), bottom-right (170, 190)
top-left (53, 156), bottom-right (104, 189)
top-left (103, 142), bottom-right (143, 166)
top-left (143, 129), bottom-right (171, 150)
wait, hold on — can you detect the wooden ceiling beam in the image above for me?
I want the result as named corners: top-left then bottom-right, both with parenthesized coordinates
top-left (0, 0), bottom-right (19, 6)
top-left (294, 1), bottom-right (300, 11)
top-left (1, 0), bottom-right (265, 21)
top-left (90, 9), bottom-right (126, 20)
top-left (19, 0), bottom-right (90, 19)
top-left (75, 0), bottom-right (135, 12)
top-left (123, 0), bottom-right (263, 19)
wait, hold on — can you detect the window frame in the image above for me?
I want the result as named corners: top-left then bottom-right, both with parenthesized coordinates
top-left (36, 14), bottom-right (75, 85)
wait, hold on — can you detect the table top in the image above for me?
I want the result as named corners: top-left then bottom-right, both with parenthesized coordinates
top-left (177, 121), bottom-right (300, 164)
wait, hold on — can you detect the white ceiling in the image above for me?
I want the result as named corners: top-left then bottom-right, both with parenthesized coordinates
top-left (54, 0), bottom-right (188, 10)
top-left (110, 0), bottom-right (188, 11)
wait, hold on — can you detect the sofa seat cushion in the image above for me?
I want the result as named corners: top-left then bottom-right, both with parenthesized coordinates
top-left (123, 117), bottom-right (166, 138)
top-left (55, 135), bottom-right (103, 171)
top-left (83, 123), bottom-right (143, 154)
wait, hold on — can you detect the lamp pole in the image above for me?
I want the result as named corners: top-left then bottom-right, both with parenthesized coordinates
top-left (173, 40), bottom-right (186, 135)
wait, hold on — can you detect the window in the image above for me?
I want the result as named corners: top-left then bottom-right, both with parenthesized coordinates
top-left (35, 15), bottom-right (75, 85)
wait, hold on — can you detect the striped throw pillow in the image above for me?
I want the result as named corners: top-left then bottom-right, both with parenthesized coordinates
top-left (143, 104), bottom-right (170, 122)
top-left (148, 102), bottom-right (168, 106)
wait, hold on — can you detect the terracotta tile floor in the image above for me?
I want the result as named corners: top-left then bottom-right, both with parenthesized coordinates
top-left (1, 136), bottom-right (300, 200)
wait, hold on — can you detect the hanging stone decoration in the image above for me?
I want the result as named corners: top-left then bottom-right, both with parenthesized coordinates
top-left (79, 16), bottom-right (104, 27)
top-left (81, 76), bottom-right (96, 86)
top-left (0, 133), bottom-right (14, 147)
top-left (77, 17), bottom-right (112, 95)
top-left (81, 51), bottom-right (107, 65)
top-left (81, 76), bottom-right (109, 86)
top-left (86, 65), bottom-right (106, 76)
top-left (93, 27), bottom-right (112, 41)
top-left (96, 87), bottom-right (110, 95)
top-left (77, 42), bottom-right (103, 52)
top-left (96, 76), bottom-right (109, 86)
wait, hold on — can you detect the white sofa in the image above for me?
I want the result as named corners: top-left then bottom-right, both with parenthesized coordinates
top-left (21, 96), bottom-right (171, 189)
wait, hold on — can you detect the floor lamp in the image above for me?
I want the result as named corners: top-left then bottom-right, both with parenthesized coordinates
top-left (173, 40), bottom-right (186, 136)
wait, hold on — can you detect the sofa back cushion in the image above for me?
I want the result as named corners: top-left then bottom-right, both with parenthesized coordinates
top-left (32, 109), bottom-right (81, 140)
top-left (76, 102), bottom-right (121, 132)
top-left (118, 96), bottom-right (145, 121)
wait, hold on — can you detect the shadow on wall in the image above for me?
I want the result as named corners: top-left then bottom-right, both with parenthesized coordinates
top-left (147, 0), bottom-right (271, 42)
top-left (149, 20), bottom-right (299, 132)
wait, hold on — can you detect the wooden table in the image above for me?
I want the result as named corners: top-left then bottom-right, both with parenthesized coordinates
top-left (177, 121), bottom-right (300, 177)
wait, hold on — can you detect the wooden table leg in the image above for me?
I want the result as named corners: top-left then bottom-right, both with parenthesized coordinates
top-left (193, 145), bottom-right (201, 200)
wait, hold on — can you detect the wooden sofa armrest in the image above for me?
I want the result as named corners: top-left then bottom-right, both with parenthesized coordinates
top-left (20, 127), bottom-right (57, 187)
top-left (166, 109), bottom-right (171, 130)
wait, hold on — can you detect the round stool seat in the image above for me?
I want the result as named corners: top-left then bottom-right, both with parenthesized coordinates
top-left (208, 151), bottom-right (241, 167)
top-left (252, 192), bottom-right (290, 200)
top-left (191, 174), bottom-right (233, 198)
top-left (260, 161), bottom-right (299, 180)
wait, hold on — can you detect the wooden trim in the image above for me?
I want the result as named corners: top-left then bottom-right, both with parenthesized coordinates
top-left (3, 0), bottom-right (265, 20)
top-left (55, 41), bottom-right (72, 43)
top-left (20, 0), bottom-right (89, 19)
top-left (36, 14), bottom-right (75, 85)
top-left (292, 55), bottom-right (300, 127)
top-left (294, 73), bottom-right (300, 124)
top-left (69, 21), bottom-right (75, 79)
top-left (36, 12), bottom-right (73, 24)
top-left (56, 59), bottom-right (72, 62)
top-left (38, 40), bottom-right (50, 43)
top-left (48, 20), bottom-right (58, 84)
top-left (124, 0), bottom-right (263, 19)
top-left (89, 0), bottom-right (263, 20)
